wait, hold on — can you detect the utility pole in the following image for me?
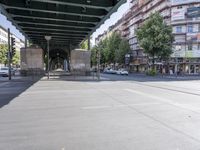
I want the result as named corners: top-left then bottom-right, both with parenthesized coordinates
top-left (88, 35), bottom-right (90, 51)
top-left (97, 49), bottom-right (100, 81)
top-left (45, 36), bottom-right (51, 79)
top-left (7, 28), bottom-right (11, 80)
top-left (47, 39), bottom-right (50, 79)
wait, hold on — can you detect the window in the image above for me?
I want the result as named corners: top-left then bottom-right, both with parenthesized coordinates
top-left (199, 24), bottom-right (200, 32)
top-left (176, 26), bottom-right (182, 33)
top-left (188, 4), bottom-right (195, 8)
top-left (188, 43), bottom-right (193, 51)
top-left (188, 25), bottom-right (193, 33)
top-left (175, 45), bottom-right (182, 51)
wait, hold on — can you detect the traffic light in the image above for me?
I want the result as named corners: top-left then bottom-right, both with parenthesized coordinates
top-left (11, 37), bottom-right (16, 58)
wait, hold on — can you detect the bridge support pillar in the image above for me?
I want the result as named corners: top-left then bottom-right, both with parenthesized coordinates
top-left (20, 46), bottom-right (45, 76)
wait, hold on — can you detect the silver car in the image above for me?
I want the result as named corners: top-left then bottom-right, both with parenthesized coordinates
top-left (0, 67), bottom-right (15, 77)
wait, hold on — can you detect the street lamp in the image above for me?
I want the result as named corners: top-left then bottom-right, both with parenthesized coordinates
top-left (45, 36), bottom-right (51, 79)
top-left (57, 53), bottom-right (60, 69)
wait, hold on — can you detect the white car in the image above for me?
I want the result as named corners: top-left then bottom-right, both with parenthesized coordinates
top-left (0, 67), bottom-right (9, 77)
top-left (0, 67), bottom-right (15, 77)
top-left (103, 68), bottom-right (116, 74)
top-left (116, 69), bottom-right (129, 75)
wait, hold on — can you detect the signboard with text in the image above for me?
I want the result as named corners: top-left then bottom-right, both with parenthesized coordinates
top-left (187, 33), bottom-right (200, 41)
top-left (187, 7), bottom-right (200, 18)
top-left (171, 8), bottom-right (186, 21)
top-left (172, 50), bottom-right (200, 58)
top-left (171, 0), bottom-right (200, 5)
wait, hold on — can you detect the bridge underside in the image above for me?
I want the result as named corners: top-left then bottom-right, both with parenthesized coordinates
top-left (0, 0), bottom-right (126, 50)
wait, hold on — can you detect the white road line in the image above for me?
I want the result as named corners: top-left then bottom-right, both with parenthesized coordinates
top-left (124, 88), bottom-right (200, 113)
top-left (81, 103), bottom-right (160, 110)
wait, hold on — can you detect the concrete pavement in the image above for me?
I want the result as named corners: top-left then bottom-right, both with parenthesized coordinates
top-left (1, 76), bottom-right (200, 149)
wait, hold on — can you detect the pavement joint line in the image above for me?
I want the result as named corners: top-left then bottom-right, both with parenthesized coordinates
top-left (100, 88), bottom-right (200, 144)
top-left (131, 81), bottom-right (200, 97)
top-left (0, 82), bottom-right (9, 87)
top-left (124, 88), bottom-right (200, 115)
top-left (81, 103), bottom-right (161, 110)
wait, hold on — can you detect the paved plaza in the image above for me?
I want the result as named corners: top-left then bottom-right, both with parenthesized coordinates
top-left (1, 75), bottom-right (200, 150)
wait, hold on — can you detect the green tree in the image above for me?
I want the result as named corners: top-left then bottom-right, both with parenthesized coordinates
top-left (136, 12), bottom-right (173, 68)
top-left (117, 38), bottom-right (131, 64)
top-left (0, 44), bottom-right (8, 65)
top-left (98, 39), bottom-right (107, 64)
top-left (91, 46), bottom-right (97, 66)
top-left (107, 32), bottom-right (121, 64)
top-left (12, 50), bottom-right (20, 65)
top-left (80, 36), bottom-right (92, 50)
top-left (80, 40), bottom-right (88, 50)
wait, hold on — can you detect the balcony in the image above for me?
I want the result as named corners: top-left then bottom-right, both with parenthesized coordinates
top-left (122, 30), bottom-right (130, 37)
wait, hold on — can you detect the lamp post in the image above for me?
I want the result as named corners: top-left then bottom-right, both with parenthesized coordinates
top-left (45, 36), bottom-right (51, 79)
top-left (57, 53), bottom-right (59, 69)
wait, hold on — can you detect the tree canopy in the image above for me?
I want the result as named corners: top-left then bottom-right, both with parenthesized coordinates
top-left (136, 12), bottom-right (173, 64)
top-left (0, 44), bottom-right (20, 66)
top-left (0, 44), bottom-right (8, 65)
top-left (91, 32), bottom-right (130, 66)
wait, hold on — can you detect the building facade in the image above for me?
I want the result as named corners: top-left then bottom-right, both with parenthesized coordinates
top-left (95, 18), bottom-right (124, 45)
top-left (96, 0), bottom-right (200, 75)
top-left (170, 0), bottom-right (200, 74)
top-left (124, 0), bottom-right (171, 73)
top-left (126, 0), bottom-right (200, 74)
top-left (0, 25), bottom-right (25, 67)
top-left (0, 25), bottom-right (25, 51)
top-left (0, 25), bottom-right (8, 44)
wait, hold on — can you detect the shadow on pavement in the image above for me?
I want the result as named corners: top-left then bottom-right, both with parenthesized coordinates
top-left (0, 76), bottom-right (42, 108)
top-left (40, 73), bottom-right (200, 83)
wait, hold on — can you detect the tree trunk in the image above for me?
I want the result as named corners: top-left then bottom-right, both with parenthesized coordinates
top-left (152, 54), bottom-right (155, 70)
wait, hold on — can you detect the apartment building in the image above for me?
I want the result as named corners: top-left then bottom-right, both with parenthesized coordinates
top-left (95, 18), bottom-right (124, 45)
top-left (123, 0), bottom-right (171, 72)
top-left (95, 0), bottom-right (171, 72)
top-left (95, 0), bottom-right (200, 74)
top-left (0, 25), bottom-right (8, 44)
top-left (125, 0), bottom-right (200, 74)
top-left (0, 25), bottom-right (25, 51)
top-left (170, 0), bottom-right (200, 74)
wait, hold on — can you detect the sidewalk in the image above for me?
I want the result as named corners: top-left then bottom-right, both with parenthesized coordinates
top-left (42, 75), bottom-right (109, 81)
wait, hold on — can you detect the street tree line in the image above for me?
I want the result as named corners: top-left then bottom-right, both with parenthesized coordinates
top-left (91, 32), bottom-right (131, 67)
top-left (90, 12), bottom-right (173, 73)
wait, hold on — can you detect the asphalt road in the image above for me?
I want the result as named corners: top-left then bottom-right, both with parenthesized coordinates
top-left (1, 75), bottom-right (200, 150)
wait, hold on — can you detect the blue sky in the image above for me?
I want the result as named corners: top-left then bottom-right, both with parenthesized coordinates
top-left (0, 1), bottom-right (130, 44)
top-left (0, 13), bottom-right (25, 40)
top-left (91, 1), bottom-right (131, 44)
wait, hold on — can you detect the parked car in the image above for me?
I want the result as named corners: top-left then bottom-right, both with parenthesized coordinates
top-left (0, 67), bottom-right (15, 77)
top-left (116, 69), bottom-right (129, 75)
top-left (103, 68), bottom-right (116, 74)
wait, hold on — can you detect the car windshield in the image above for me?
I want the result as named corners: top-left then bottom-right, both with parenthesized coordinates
top-left (1, 67), bottom-right (8, 70)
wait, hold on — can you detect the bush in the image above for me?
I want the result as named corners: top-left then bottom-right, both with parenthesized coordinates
top-left (146, 69), bottom-right (157, 76)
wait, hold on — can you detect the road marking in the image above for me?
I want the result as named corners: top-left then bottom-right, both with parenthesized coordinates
top-left (82, 105), bottom-right (111, 110)
top-left (81, 103), bottom-right (160, 110)
top-left (124, 88), bottom-right (200, 113)
top-left (0, 82), bottom-right (9, 87)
